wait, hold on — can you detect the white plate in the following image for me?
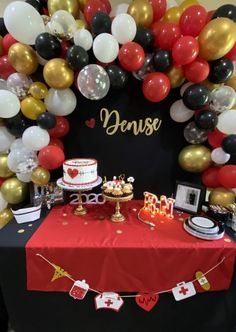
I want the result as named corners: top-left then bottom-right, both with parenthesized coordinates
top-left (57, 177), bottom-right (102, 191)
top-left (188, 216), bottom-right (219, 234)
top-left (184, 220), bottom-right (224, 241)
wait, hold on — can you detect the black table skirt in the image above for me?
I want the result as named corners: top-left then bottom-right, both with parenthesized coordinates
top-left (0, 213), bottom-right (236, 332)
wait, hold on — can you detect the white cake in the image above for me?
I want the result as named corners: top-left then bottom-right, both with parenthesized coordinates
top-left (63, 158), bottom-right (98, 185)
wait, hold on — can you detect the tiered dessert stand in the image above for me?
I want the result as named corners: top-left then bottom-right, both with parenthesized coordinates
top-left (57, 177), bottom-right (102, 216)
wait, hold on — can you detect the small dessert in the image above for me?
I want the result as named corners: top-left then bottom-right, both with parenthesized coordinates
top-left (102, 175), bottom-right (134, 198)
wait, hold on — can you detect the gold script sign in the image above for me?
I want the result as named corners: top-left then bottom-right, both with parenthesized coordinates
top-left (100, 108), bottom-right (162, 136)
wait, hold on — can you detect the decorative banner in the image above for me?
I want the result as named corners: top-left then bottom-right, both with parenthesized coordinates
top-left (195, 271), bottom-right (211, 291)
top-left (51, 264), bottom-right (71, 282)
top-left (69, 280), bottom-right (89, 300)
top-left (172, 282), bottom-right (196, 301)
top-left (95, 292), bottom-right (124, 312)
top-left (135, 293), bottom-right (159, 312)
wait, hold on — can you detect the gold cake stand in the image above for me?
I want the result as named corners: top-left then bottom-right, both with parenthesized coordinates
top-left (103, 193), bottom-right (133, 222)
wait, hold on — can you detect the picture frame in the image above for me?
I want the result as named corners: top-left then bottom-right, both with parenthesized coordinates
top-left (30, 182), bottom-right (66, 208)
top-left (174, 181), bottom-right (206, 214)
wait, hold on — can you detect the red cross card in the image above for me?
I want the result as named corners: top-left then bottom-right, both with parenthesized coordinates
top-left (172, 282), bottom-right (196, 301)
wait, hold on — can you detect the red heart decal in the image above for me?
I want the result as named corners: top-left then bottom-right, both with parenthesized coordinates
top-left (67, 168), bottom-right (78, 179)
top-left (135, 293), bottom-right (159, 312)
top-left (85, 118), bottom-right (95, 128)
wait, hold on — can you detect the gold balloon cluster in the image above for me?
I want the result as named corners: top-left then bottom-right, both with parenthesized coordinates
top-left (43, 58), bottom-right (74, 90)
top-left (178, 145), bottom-right (212, 173)
top-left (48, 0), bottom-right (80, 18)
top-left (8, 43), bottom-right (38, 75)
top-left (128, 0), bottom-right (153, 27)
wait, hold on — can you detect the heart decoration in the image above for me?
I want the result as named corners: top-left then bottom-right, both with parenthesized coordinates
top-left (135, 293), bottom-right (159, 312)
top-left (67, 168), bottom-right (79, 179)
top-left (85, 118), bottom-right (96, 128)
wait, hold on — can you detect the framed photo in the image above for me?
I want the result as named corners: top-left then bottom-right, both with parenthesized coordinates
top-left (174, 181), bottom-right (206, 214)
top-left (30, 182), bottom-right (66, 208)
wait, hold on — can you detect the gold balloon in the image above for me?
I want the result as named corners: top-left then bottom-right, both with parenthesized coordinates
top-left (225, 76), bottom-right (236, 92)
top-left (8, 43), bottom-right (38, 75)
top-left (48, 0), bottom-right (80, 18)
top-left (166, 66), bottom-right (185, 88)
top-left (0, 155), bottom-right (14, 178)
top-left (178, 145), bottom-right (212, 173)
top-left (209, 187), bottom-right (235, 207)
top-left (75, 19), bottom-right (87, 30)
top-left (1, 177), bottom-right (28, 204)
top-left (21, 97), bottom-right (46, 120)
top-left (128, 0), bottom-right (153, 27)
top-left (78, 0), bottom-right (88, 12)
top-left (202, 79), bottom-right (221, 91)
top-left (0, 208), bottom-right (13, 229)
top-left (180, 0), bottom-right (198, 12)
top-left (0, 36), bottom-right (4, 57)
top-left (43, 58), bottom-right (74, 90)
top-left (29, 82), bottom-right (49, 100)
top-left (198, 18), bottom-right (236, 61)
top-left (164, 6), bottom-right (182, 23)
top-left (231, 103), bottom-right (236, 109)
top-left (31, 167), bottom-right (51, 186)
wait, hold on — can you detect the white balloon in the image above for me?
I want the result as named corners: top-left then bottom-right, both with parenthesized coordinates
top-left (36, 52), bottom-right (48, 66)
top-left (3, 1), bottom-right (45, 45)
top-left (93, 33), bottom-right (119, 63)
top-left (22, 126), bottom-right (50, 151)
top-left (170, 99), bottom-right (194, 122)
top-left (0, 0), bottom-right (25, 17)
top-left (50, 10), bottom-right (76, 39)
top-left (217, 109), bottom-right (236, 134)
top-left (16, 171), bottom-right (32, 183)
top-left (73, 28), bottom-right (93, 51)
top-left (0, 127), bottom-right (15, 152)
top-left (45, 88), bottom-right (77, 116)
top-left (0, 90), bottom-right (20, 118)
top-left (7, 146), bottom-right (35, 172)
top-left (10, 138), bottom-right (24, 151)
top-left (0, 192), bottom-right (7, 211)
top-left (111, 14), bottom-right (137, 45)
top-left (180, 82), bottom-right (193, 97)
top-left (110, 3), bottom-right (129, 17)
top-left (211, 147), bottom-right (230, 165)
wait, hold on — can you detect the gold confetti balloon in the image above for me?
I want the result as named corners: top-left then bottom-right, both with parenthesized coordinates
top-left (1, 177), bottom-right (28, 204)
top-left (0, 208), bottom-right (13, 229)
top-left (209, 187), bottom-right (235, 207)
top-left (48, 0), bottom-right (80, 18)
top-left (31, 166), bottom-right (51, 186)
top-left (43, 58), bottom-right (74, 90)
top-left (0, 154), bottom-right (14, 178)
top-left (8, 43), bottom-right (38, 75)
top-left (128, 0), bottom-right (153, 27)
top-left (178, 145), bottom-right (212, 173)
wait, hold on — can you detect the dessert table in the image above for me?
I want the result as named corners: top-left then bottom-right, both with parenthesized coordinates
top-left (0, 201), bottom-right (236, 332)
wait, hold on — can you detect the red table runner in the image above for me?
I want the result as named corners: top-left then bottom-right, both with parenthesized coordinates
top-left (26, 201), bottom-right (236, 293)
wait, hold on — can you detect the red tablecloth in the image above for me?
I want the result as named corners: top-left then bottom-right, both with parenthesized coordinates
top-left (26, 201), bottom-right (236, 293)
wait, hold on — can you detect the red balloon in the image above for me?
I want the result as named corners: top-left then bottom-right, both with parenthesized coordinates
top-left (172, 36), bottom-right (199, 65)
top-left (84, 0), bottom-right (107, 24)
top-left (208, 129), bottom-right (226, 148)
top-left (149, 0), bottom-right (166, 22)
top-left (60, 40), bottom-right (71, 59)
top-left (184, 58), bottom-right (210, 83)
top-left (225, 43), bottom-right (236, 62)
top-left (100, 0), bottom-right (111, 14)
top-left (180, 5), bottom-right (207, 37)
top-left (118, 42), bottom-right (145, 71)
top-left (142, 72), bottom-right (170, 102)
top-left (202, 166), bottom-right (221, 188)
top-left (206, 10), bottom-right (214, 23)
top-left (0, 55), bottom-right (16, 80)
top-left (38, 145), bottom-right (65, 170)
top-left (2, 34), bottom-right (17, 54)
top-left (218, 165), bottom-right (236, 188)
top-left (48, 116), bottom-right (70, 138)
top-left (49, 138), bottom-right (64, 150)
top-left (150, 21), bottom-right (164, 47)
top-left (0, 177), bottom-right (6, 187)
top-left (155, 23), bottom-right (181, 51)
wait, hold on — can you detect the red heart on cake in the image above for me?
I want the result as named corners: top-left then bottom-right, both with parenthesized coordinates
top-left (67, 168), bottom-right (78, 179)
top-left (85, 118), bottom-right (95, 128)
top-left (135, 293), bottom-right (159, 312)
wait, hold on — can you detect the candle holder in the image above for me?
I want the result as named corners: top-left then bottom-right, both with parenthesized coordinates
top-left (103, 194), bottom-right (133, 222)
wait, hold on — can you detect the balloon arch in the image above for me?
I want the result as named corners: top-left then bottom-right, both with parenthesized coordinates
top-left (0, 0), bottom-right (236, 222)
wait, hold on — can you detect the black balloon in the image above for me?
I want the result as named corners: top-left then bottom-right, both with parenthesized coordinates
top-left (0, 18), bottom-right (8, 37)
top-left (37, 112), bottom-right (56, 130)
top-left (222, 134), bottom-right (236, 154)
top-left (212, 4), bottom-right (236, 22)
top-left (67, 45), bottom-right (89, 71)
top-left (106, 64), bottom-right (128, 89)
top-left (134, 27), bottom-right (154, 52)
top-left (26, 0), bottom-right (44, 13)
top-left (153, 49), bottom-right (172, 72)
top-left (208, 58), bottom-right (234, 83)
top-left (183, 84), bottom-right (210, 110)
top-left (91, 12), bottom-right (111, 35)
top-left (195, 110), bottom-right (218, 131)
top-left (4, 113), bottom-right (33, 137)
top-left (35, 33), bottom-right (61, 60)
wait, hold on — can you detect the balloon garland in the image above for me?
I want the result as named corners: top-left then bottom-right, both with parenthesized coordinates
top-left (0, 0), bottom-right (236, 218)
